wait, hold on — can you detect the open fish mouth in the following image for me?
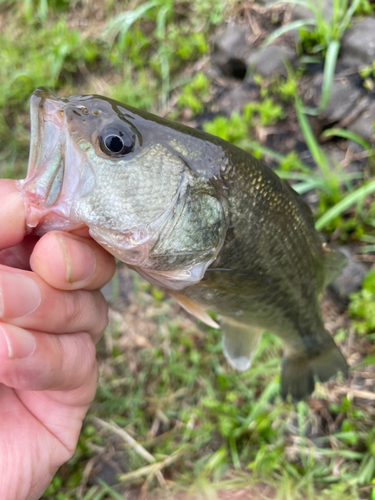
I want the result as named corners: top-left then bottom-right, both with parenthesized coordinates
top-left (18, 88), bottom-right (86, 233)
top-left (22, 88), bottom-right (65, 208)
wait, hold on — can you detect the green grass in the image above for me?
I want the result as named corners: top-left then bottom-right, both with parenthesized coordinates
top-left (264, 0), bottom-right (364, 115)
top-left (0, 0), bottom-right (225, 176)
top-left (42, 273), bottom-right (375, 500)
top-left (1, 0), bottom-right (375, 498)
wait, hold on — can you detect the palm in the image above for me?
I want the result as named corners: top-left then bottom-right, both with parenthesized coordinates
top-left (0, 383), bottom-right (92, 498)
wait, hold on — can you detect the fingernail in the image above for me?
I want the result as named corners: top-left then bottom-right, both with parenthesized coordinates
top-left (0, 271), bottom-right (41, 318)
top-left (0, 324), bottom-right (36, 359)
top-left (56, 234), bottom-right (96, 284)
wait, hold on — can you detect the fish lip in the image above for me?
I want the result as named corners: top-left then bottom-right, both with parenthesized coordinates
top-left (19, 88), bottom-right (68, 229)
top-left (27, 88), bottom-right (65, 180)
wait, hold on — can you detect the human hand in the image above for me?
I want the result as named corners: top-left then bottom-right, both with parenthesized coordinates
top-left (0, 179), bottom-right (116, 500)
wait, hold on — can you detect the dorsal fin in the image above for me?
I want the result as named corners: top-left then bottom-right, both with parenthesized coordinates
top-left (323, 244), bottom-right (348, 287)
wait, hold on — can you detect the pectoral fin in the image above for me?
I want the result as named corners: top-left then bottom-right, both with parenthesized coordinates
top-left (221, 316), bottom-right (263, 372)
top-left (170, 292), bottom-right (220, 329)
top-left (137, 261), bottom-right (213, 291)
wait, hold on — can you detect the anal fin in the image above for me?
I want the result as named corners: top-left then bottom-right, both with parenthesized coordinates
top-left (170, 292), bottom-right (220, 329)
top-left (221, 316), bottom-right (263, 372)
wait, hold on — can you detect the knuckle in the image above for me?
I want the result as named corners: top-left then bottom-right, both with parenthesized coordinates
top-left (63, 291), bottom-right (84, 329)
top-left (60, 333), bottom-right (97, 387)
top-left (91, 291), bottom-right (109, 337)
top-left (63, 289), bottom-right (109, 338)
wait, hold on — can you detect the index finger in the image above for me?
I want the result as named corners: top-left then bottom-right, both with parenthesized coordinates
top-left (0, 180), bottom-right (26, 250)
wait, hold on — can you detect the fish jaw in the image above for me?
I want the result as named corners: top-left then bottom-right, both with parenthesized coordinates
top-left (18, 88), bottom-right (89, 234)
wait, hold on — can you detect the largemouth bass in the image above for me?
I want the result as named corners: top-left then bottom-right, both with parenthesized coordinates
top-left (19, 87), bottom-right (348, 401)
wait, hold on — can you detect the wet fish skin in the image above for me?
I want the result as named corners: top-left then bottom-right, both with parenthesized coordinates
top-left (20, 88), bottom-right (348, 401)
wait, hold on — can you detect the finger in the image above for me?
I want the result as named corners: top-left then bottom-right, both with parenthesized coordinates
top-left (0, 236), bottom-right (39, 270)
top-left (0, 266), bottom-right (108, 341)
top-left (0, 324), bottom-right (98, 394)
top-left (0, 179), bottom-right (26, 250)
top-left (30, 231), bottom-right (116, 291)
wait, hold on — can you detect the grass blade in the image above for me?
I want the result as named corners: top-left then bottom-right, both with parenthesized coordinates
top-left (242, 140), bottom-right (311, 171)
top-left (291, 179), bottom-right (325, 194)
top-left (262, 19), bottom-right (316, 47)
top-left (103, 1), bottom-right (158, 45)
top-left (318, 39), bottom-right (340, 112)
top-left (338, 0), bottom-right (362, 39)
top-left (322, 128), bottom-right (372, 151)
top-left (96, 479), bottom-right (128, 500)
top-left (295, 96), bottom-right (331, 180)
top-left (315, 180), bottom-right (375, 230)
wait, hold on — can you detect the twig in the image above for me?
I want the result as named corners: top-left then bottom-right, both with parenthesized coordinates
top-left (117, 447), bottom-right (184, 487)
top-left (139, 448), bottom-right (185, 499)
top-left (333, 387), bottom-right (375, 401)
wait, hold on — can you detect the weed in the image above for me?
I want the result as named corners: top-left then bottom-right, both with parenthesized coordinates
top-left (243, 98), bottom-right (285, 126)
top-left (203, 113), bottom-right (249, 143)
top-left (176, 72), bottom-right (210, 116)
top-left (349, 269), bottom-right (375, 335)
top-left (265, 0), bottom-right (362, 114)
top-left (203, 92), bottom-right (375, 236)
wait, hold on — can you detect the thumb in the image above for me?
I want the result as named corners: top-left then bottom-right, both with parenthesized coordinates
top-left (0, 180), bottom-right (26, 250)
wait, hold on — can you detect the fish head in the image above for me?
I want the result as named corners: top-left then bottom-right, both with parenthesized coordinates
top-left (20, 88), bottom-right (228, 286)
top-left (20, 88), bottom-right (191, 266)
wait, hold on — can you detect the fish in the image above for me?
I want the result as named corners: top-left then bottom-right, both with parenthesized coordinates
top-left (18, 87), bottom-right (349, 401)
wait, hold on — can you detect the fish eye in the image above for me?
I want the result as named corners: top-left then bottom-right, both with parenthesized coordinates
top-left (99, 125), bottom-right (135, 157)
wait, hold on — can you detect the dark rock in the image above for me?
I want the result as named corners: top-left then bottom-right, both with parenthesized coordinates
top-left (303, 73), bottom-right (362, 124)
top-left (93, 452), bottom-right (129, 487)
top-left (329, 246), bottom-right (369, 303)
top-left (247, 44), bottom-right (296, 78)
top-left (95, 461), bottom-right (119, 487)
top-left (291, 2), bottom-right (333, 21)
top-left (345, 139), bottom-right (369, 175)
top-left (322, 78), bottom-right (362, 124)
top-left (212, 22), bottom-right (250, 79)
top-left (213, 79), bottom-right (259, 115)
top-left (341, 18), bottom-right (375, 68)
top-left (347, 100), bottom-right (375, 143)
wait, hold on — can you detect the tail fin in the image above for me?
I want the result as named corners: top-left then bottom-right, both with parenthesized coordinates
top-left (281, 337), bottom-right (348, 401)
